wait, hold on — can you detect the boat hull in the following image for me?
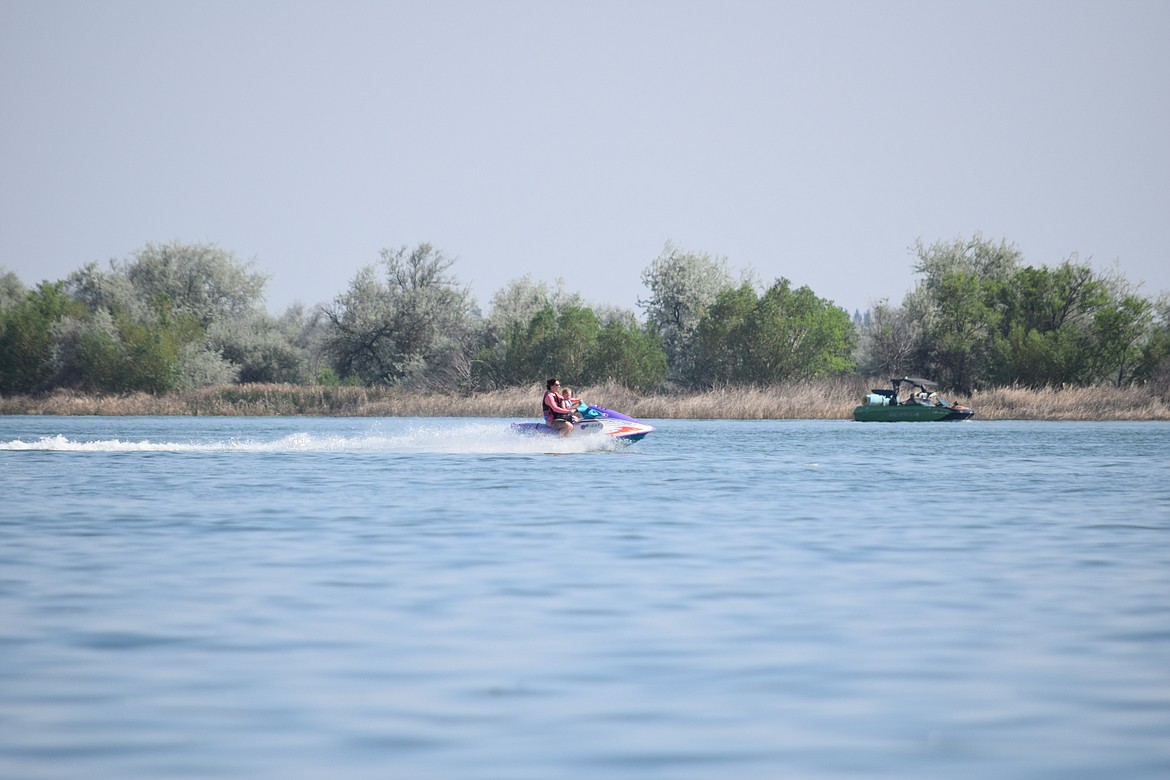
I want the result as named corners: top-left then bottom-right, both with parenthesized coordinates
top-left (853, 404), bottom-right (974, 422)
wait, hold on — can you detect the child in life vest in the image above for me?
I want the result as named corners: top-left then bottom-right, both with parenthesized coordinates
top-left (560, 386), bottom-right (582, 421)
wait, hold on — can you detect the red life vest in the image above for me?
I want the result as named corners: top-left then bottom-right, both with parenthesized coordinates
top-left (543, 392), bottom-right (571, 422)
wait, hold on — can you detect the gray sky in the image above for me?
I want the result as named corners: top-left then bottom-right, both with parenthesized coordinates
top-left (3, 0), bottom-right (1168, 317)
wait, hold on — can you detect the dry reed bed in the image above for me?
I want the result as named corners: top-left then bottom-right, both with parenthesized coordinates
top-left (1, 381), bottom-right (1167, 420)
top-left (968, 385), bottom-right (1170, 420)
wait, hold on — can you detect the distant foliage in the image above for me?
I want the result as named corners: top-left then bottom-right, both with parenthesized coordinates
top-left (3, 233), bottom-right (1168, 398)
top-left (586, 318), bottom-right (668, 392)
top-left (210, 313), bottom-right (307, 385)
top-left (692, 279), bottom-right (856, 386)
top-left (855, 300), bottom-right (917, 378)
top-left (639, 241), bottom-right (734, 382)
top-left (322, 244), bottom-right (476, 387)
top-left (854, 234), bottom-right (1169, 393)
top-left (60, 242), bottom-right (274, 392)
top-left (469, 277), bottom-right (668, 392)
top-left (0, 245), bottom-right (275, 394)
top-left (472, 276), bottom-right (561, 389)
top-left (484, 303), bottom-right (596, 387)
top-left (0, 282), bottom-right (86, 393)
top-left (50, 305), bottom-right (212, 393)
top-left (0, 269), bottom-right (26, 309)
top-left (1135, 295), bottom-right (1170, 397)
top-left (469, 290), bottom-right (669, 392)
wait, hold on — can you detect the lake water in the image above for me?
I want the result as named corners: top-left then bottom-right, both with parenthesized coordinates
top-left (1, 415), bottom-right (1168, 779)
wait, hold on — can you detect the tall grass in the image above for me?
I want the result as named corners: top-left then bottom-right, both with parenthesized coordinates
top-left (967, 384), bottom-right (1170, 421)
top-left (0, 380), bottom-right (1167, 420)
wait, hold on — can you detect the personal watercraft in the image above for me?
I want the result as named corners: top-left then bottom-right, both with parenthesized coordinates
top-left (511, 402), bottom-right (655, 442)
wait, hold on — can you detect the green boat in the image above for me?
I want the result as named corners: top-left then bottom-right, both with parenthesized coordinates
top-left (853, 377), bottom-right (974, 422)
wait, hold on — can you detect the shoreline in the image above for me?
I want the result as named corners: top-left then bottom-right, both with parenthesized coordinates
top-left (1, 381), bottom-right (1168, 421)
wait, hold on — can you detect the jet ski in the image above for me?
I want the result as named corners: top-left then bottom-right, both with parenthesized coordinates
top-left (511, 402), bottom-right (655, 442)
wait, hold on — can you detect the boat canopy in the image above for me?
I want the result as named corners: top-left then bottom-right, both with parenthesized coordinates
top-left (892, 377), bottom-right (937, 390)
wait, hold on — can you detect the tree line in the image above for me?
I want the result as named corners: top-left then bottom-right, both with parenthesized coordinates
top-left (857, 236), bottom-right (1170, 393)
top-left (2, 235), bottom-right (1167, 398)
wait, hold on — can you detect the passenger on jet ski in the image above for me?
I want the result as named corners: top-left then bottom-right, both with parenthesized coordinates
top-left (559, 386), bottom-right (582, 421)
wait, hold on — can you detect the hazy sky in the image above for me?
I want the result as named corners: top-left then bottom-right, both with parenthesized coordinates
top-left (3, 1), bottom-right (1168, 317)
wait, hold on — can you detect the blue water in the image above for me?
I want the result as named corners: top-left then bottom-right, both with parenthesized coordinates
top-left (1, 416), bottom-right (1168, 779)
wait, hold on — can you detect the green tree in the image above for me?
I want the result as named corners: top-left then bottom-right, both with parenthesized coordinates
top-left (856, 299), bottom-right (918, 378)
top-left (122, 241), bottom-right (268, 328)
top-left (472, 276), bottom-right (581, 390)
top-left (998, 261), bottom-right (1101, 335)
top-left (692, 283), bottom-right (758, 385)
top-left (497, 304), bottom-right (556, 385)
top-left (276, 303), bottom-right (331, 385)
top-left (905, 235), bottom-right (1022, 391)
top-left (993, 324), bottom-right (1087, 388)
top-left (1134, 294), bottom-right (1170, 396)
top-left (1088, 291), bottom-right (1153, 386)
top-left (50, 295), bottom-right (213, 393)
top-left (116, 306), bottom-right (200, 393)
top-left (911, 233), bottom-right (1022, 295)
top-left (693, 279), bottom-right (855, 386)
top-left (549, 305), bottom-right (601, 382)
top-left (0, 281), bottom-right (85, 393)
top-left (751, 280), bottom-right (855, 381)
top-left (988, 261), bottom-right (1105, 386)
top-left (0, 268), bottom-right (26, 309)
top-left (210, 311), bottom-right (308, 384)
top-left (63, 242), bottom-right (272, 390)
top-left (52, 310), bottom-right (125, 391)
top-left (902, 236), bottom-right (1162, 391)
top-left (323, 244), bottom-right (475, 386)
top-left (639, 241), bottom-right (733, 381)
top-left (496, 303), bottom-right (600, 386)
top-left (914, 271), bottom-right (1004, 392)
top-left (493, 302), bottom-right (666, 392)
top-left (585, 317), bottom-right (668, 392)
